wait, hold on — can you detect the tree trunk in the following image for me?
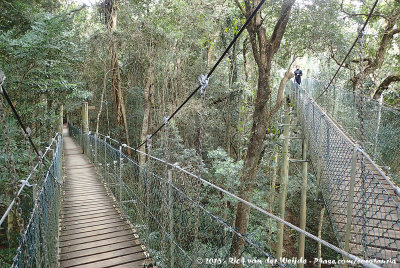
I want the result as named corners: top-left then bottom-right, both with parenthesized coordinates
top-left (230, 0), bottom-right (295, 262)
top-left (139, 63), bottom-right (155, 166)
top-left (105, 0), bottom-right (130, 147)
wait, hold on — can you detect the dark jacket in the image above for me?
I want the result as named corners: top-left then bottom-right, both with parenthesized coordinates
top-left (294, 69), bottom-right (302, 84)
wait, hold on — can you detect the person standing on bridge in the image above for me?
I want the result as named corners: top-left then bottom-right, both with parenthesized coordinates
top-left (294, 65), bottom-right (302, 85)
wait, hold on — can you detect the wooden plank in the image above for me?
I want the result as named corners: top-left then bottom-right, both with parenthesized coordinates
top-left (60, 221), bottom-right (134, 248)
top-left (62, 201), bottom-right (111, 209)
top-left (60, 226), bottom-right (131, 242)
top-left (60, 250), bottom-right (147, 268)
top-left (60, 221), bottom-right (128, 237)
top-left (60, 241), bottom-right (141, 261)
top-left (60, 127), bottom-right (150, 267)
top-left (61, 235), bottom-right (139, 254)
top-left (62, 205), bottom-right (113, 214)
top-left (61, 213), bottom-right (120, 225)
top-left (61, 208), bottom-right (117, 220)
top-left (61, 218), bottom-right (125, 231)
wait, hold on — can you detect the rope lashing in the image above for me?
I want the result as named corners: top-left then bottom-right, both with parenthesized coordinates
top-left (19, 180), bottom-right (34, 188)
top-left (198, 74), bottom-right (209, 95)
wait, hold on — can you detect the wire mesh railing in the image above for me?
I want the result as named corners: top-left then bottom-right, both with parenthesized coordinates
top-left (11, 133), bottom-right (63, 267)
top-left (68, 123), bottom-right (383, 268)
top-left (289, 81), bottom-right (400, 265)
top-left (302, 78), bottom-right (400, 183)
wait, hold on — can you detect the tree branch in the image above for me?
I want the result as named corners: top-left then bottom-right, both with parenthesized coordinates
top-left (373, 73), bottom-right (400, 99)
top-left (269, 0), bottom-right (296, 55)
top-left (234, 0), bottom-right (246, 16)
top-left (388, 28), bottom-right (400, 37)
top-left (268, 61), bottom-right (295, 117)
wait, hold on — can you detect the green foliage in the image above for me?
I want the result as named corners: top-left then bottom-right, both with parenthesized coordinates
top-left (207, 148), bottom-right (242, 191)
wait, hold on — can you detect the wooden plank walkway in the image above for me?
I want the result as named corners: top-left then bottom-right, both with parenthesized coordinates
top-left (59, 127), bottom-right (150, 268)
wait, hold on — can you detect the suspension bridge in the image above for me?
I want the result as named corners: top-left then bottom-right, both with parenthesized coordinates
top-left (1, 78), bottom-right (399, 267)
top-left (1, 0), bottom-right (400, 266)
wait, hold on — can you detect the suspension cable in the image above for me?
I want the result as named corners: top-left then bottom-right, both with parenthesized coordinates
top-left (136, 0), bottom-right (266, 149)
top-left (315, 0), bottom-right (379, 101)
top-left (0, 84), bottom-right (41, 157)
top-left (0, 133), bottom-right (60, 228)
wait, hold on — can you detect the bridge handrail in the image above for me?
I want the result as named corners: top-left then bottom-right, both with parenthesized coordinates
top-left (290, 80), bottom-right (400, 262)
top-left (0, 132), bottom-right (62, 228)
top-left (297, 81), bottom-right (400, 198)
top-left (11, 132), bottom-right (63, 267)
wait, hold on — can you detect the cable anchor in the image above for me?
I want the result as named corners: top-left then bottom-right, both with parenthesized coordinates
top-left (0, 70), bottom-right (6, 94)
top-left (163, 116), bottom-right (169, 126)
top-left (198, 74), bottom-right (209, 95)
top-left (146, 134), bottom-right (152, 147)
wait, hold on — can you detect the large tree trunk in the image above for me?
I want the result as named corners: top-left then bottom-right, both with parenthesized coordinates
top-left (230, 0), bottom-right (295, 262)
top-left (105, 0), bottom-right (130, 147)
top-left (139, 63), bottom-right (155, 166)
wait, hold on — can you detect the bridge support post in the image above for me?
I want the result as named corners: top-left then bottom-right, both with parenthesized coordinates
top-left (298, 137), bottom-right (308, 268)
top-left (343, 146), bottom-right (358, 266)
top-left (276, 100), bottom-right (291, 259)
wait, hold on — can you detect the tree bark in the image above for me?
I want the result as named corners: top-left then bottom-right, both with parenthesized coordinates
top-left (230, 0), bottom-right (295, 263)
top-left (373, 73), bottom-right (400, 99)
top-left (105, 0), bottom-right (130, 147)
top-left (139, 62), bottom-right (155, 166)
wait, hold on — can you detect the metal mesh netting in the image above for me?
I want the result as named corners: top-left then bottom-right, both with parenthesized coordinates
top-left (69, 126), bottom-right (285, 267)
top-left (289, 81), bottom-right (400, 265)
top-left (12, 134), bottom-right (63, 267)
top-left (302, 78), bottom-right (400, 182)
top-left (67, 123), bottom-right (384, 267)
